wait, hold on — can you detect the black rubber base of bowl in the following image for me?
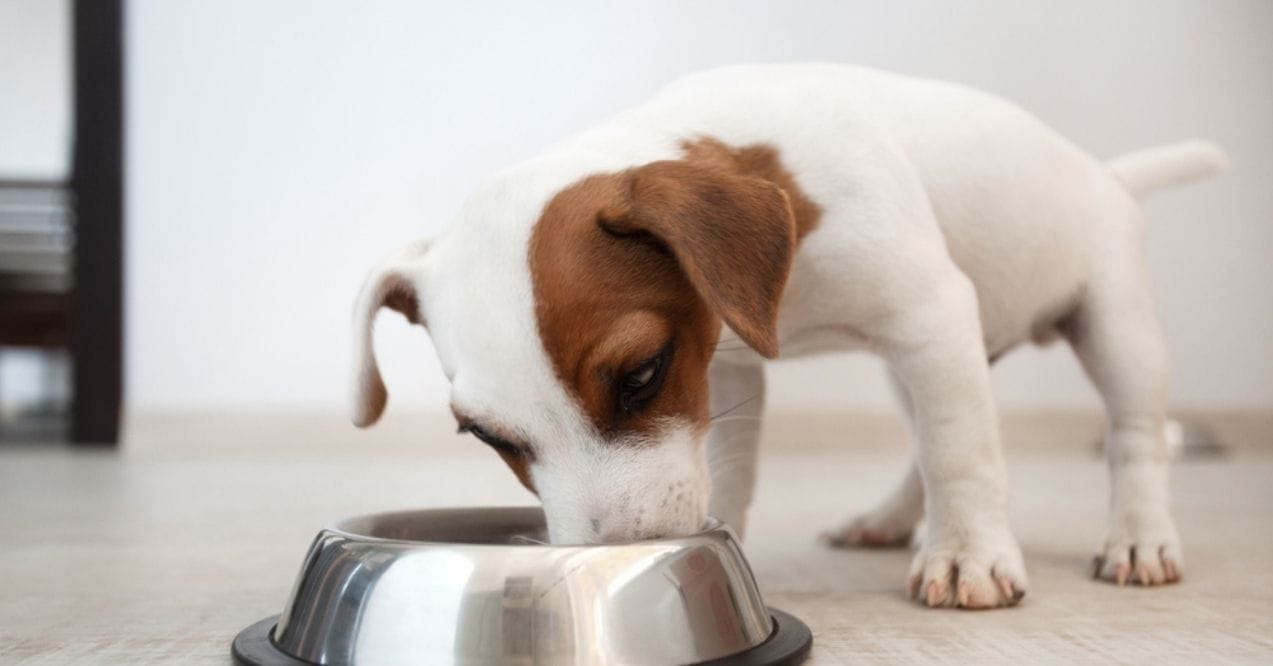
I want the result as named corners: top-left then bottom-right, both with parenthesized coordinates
top-left (233, 608), bottom-right (811, 665)
top-left (231, 617), bottom-right (308, 666)
top-left (700, 608), bottom-right (812, 666)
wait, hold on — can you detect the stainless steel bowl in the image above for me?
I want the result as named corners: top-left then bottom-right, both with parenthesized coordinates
top-left (233, 506), bottom-right (810, 665)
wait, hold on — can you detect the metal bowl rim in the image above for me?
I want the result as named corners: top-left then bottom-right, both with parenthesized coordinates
top-left (323, 505), bottom-right (728, 550)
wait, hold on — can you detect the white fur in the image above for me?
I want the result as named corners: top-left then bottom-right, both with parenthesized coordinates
top-left (1108, 139), bottom-right (1229, 198)
top-left (350, 64), bottom-right (1224, 604)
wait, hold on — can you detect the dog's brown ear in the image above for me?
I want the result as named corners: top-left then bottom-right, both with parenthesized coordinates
top-left (600, 161), bottom-right (796, 358)
top-left (349, 239), bottom-right (430, 427)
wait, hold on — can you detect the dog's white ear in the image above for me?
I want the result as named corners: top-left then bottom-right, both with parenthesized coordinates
top-left (350, 239), bottom-right (430, 427)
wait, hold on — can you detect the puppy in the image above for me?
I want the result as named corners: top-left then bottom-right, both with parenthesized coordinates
top-left (350, 64), bottom-right (1225, 609)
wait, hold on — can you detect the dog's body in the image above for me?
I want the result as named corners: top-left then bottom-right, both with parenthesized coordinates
top-left (351, 64), bottom-right (1225, 608)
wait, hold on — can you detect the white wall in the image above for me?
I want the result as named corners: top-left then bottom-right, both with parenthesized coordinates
top-left (124, 0), bottom-right (1273, 414)
top-left (0, 0), bottom-right (70, 180)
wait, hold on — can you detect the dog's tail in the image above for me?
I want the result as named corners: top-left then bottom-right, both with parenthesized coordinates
top-left (1107, 139), bottom-right (1229, 199)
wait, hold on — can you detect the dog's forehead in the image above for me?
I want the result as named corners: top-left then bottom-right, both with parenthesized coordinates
top-left (423, 167), bottom-right (597, 442)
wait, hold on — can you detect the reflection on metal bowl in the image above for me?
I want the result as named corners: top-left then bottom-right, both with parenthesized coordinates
top-left (233, 506), bottom-right (811, 665)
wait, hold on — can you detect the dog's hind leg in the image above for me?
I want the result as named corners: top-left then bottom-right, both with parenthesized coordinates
top-left (1066, 245), bottom-right (1182, 586)
top-left (823, 369), bottom-right (924, 548)
top-left (706, 360), bottom-right (766, 539)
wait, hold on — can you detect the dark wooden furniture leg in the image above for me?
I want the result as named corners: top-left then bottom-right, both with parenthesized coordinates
top-left (70, 0), bottom-right (124, 445)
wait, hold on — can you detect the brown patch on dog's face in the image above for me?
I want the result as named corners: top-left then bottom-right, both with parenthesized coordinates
top-left (529, 138), bottom-right (820, 440)
top-left (529, 173), bottom-right (721, 439)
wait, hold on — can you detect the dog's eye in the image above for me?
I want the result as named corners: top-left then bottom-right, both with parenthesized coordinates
top-left (618, 341), bottom-right (673, 414)
top-left (624, 361), bottom-right (658, 390)
top-left (460, 424), bottom-right (523, 457)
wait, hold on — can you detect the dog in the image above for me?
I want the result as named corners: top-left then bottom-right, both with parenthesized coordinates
top-left (349, 64), bottom-right (1226, 609)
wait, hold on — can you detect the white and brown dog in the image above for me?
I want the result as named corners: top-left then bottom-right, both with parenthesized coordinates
top-left (350, 64), bottom-right (1226, 609)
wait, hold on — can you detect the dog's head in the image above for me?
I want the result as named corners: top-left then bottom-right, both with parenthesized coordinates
top-left (350, 141), bottom-right (813, 543)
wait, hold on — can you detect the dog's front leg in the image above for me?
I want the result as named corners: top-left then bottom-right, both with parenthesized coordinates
top-left (823, 369), bottom-right (925, 548)
top-left (706, 360), bottom-right (766, 539)
top-left (884, 276), bottom-right (1027, 609)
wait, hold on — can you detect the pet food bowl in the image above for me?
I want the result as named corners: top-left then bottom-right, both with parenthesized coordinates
top-left (233, 506), bottom-right (811, 665)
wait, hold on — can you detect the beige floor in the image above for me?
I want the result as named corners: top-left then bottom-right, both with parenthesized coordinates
top-left (2, 410), bottom-right (1272, 664)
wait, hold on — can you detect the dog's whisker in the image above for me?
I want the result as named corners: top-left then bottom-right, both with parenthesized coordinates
top-left (707, 451), bottom-right (760, 468)
top-left (709, 393), bottom-right (763, 421)
top-left (710, 415), bottom-right (764, 425)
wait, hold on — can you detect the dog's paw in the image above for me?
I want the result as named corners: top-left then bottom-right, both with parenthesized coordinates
top-left (1093, 513), bottom-right (1183, 586)
top-left (906, 530), bottom-right (1028, 609)
top-left (820, 510), bottom-right (916, 549)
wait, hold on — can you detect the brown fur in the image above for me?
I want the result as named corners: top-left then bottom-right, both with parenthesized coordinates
top-left (497, 449), bottom-right (537, 495)
top-left (529, 138), bottom-right (821, 440)
top-left (530, 173), bottom-right (721, 439)
top-left (383, 280), bottom-right (422, 325)
top-left (680, 137), bottom-right (822, 241)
